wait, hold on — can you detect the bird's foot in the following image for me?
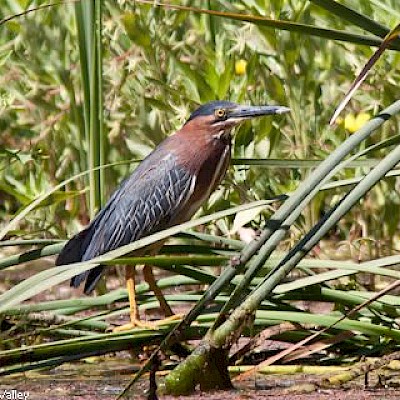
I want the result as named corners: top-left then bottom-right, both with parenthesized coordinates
top-left (112, 319), bottom-right (159, 331)
top-left (112, 314), bottom-right (183, 332)
top-left (156, 313), bottom-right (184, 325)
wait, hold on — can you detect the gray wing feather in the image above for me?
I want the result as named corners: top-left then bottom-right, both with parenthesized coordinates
top-left (81, 153), bottom-right (195, 261)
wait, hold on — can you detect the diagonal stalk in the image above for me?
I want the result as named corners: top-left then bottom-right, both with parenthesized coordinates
top-left (211, 138), bottom-right (400, 349)
top-left (217, 105), bottom-right (400, 320)
top-left (202, 101), bottom-right (400, 329)
top-left (161, 100), bottom-right (400, 395)
top-left (310, 0), bottom-right (392, 39)
top-left (120, 101), bottom-right (400, 398)
top-left (134, 0), bottom-right (400, 50)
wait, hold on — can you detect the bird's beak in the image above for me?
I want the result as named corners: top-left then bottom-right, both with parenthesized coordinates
top-left (227, 104), bottom-right (290, 122)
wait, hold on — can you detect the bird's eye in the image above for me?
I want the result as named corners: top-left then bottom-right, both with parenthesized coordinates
top-left (215, 109), bottom-right (226, 119)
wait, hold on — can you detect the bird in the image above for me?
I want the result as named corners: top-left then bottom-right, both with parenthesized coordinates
top-left (56, 100), bottom-right (290, 330)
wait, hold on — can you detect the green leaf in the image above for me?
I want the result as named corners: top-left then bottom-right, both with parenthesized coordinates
top-left (134, 0), bottom-right (400, 49)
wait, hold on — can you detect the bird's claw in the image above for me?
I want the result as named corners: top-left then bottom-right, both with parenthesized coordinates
top-left (112, 314), bottom-right (183, 332)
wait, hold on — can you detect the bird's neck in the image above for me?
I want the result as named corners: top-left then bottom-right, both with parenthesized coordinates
top-left (170, 127), bottom-right (231, 172)
top-left (167, 128), bottom-right (232, 221)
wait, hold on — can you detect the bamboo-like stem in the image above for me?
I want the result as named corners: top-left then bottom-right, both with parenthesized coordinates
top-left (218, 101), bottom-right (400, 320)
top-left (161, 101), bottom-right (400, 395)
top-left (229, 364), bottom-right (349, 375)
top-left (5, 311), bottom-right (107, 331)
top-left (119, 101), bottom-right (400, 398)
top-left (95, 0), bottom-right (105, 204)
top-left (0, 243), bottom-right (64, 271)
top-left (240, 144), bottom-right (400, 328)
top-left (320, 352), bottom-right (400, 387)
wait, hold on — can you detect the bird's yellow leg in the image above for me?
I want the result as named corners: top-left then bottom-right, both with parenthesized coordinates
top-left (113, 266), bottom-right (159, 331)
top-left (143, 265), bottom-right (183, 324)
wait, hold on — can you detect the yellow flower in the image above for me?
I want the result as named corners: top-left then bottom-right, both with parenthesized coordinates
top-left (344, 112), bottom-right (371, 133)
top-left (235, 59), bottom-right (247, 75)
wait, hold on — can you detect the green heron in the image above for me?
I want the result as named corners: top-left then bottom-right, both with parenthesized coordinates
top-left (56, 100), bottom-right (289, 330)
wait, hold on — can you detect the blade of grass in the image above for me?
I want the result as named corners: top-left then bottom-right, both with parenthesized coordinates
top-left (75, 0), bottom-right (105, 215)
top-left (0, 239), bottom-right (64, 247)
top-left (232, 158), bottom-right (383, 168)
top-left (310, 0), bottom-right (393, 39)
top-left (0, 199), bottom-right (273, 312)
top-left (134, 0), bottom-right (400, 49)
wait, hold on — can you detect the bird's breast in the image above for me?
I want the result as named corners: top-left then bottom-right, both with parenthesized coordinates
top-left (173, 136), bottom-right (231, 221)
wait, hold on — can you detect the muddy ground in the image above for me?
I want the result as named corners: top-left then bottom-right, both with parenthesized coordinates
top-left (2, 254), bottom-right (400, 399)
top-left (2, 359), bottom-right (400, 400)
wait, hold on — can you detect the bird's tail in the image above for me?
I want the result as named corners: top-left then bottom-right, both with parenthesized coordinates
top-left (56, 228), bottom-right (104, 294)
top-left (56, 229), bottom-right (89, 266)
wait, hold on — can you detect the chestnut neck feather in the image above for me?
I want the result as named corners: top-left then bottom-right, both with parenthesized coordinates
top-left (161, 120), bottom-right (231, 222)
top-left (168, 117), bottom-right (230, 173)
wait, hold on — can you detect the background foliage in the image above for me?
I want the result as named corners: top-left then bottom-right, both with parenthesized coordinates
top-left (1, 0), bottom-right (400, 394)
top-left (1, 0), bottom-right (399, 250)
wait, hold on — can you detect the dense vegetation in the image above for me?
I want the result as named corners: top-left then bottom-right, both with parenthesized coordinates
top-left (1, 0), bottom-right (400, 397)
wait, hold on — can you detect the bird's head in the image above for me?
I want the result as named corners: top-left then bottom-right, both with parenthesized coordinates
top-left (185, 100), bottom-right (290, 140)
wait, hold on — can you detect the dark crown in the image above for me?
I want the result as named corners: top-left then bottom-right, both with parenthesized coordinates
top-left (186, 100), bottom-right (236, 123)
